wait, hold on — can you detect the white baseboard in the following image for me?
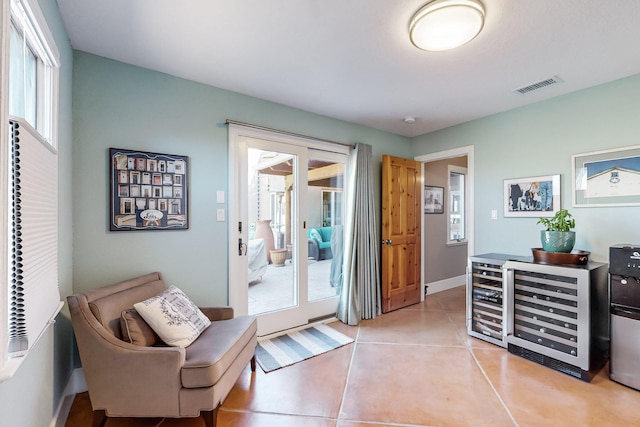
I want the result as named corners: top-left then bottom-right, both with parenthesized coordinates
top-left (425, 275), bottom-right (466, 295)
top-left (50, 368), bottom-right (87, 427)
top-left (68, 367), bottom-right (88, 394)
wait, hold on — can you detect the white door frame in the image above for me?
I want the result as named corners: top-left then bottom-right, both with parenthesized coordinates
top-left (415, 145), bottom-right (475, 298)
top-left (228, 124), bottom-right (350, 335)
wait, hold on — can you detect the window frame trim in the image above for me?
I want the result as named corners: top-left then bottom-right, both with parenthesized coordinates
top-left (8, 0), bottom-right (59, 146)
top-left (447, 165), bottom-right (468, 246)
top-left (1, 0), bottom-right (60, 382)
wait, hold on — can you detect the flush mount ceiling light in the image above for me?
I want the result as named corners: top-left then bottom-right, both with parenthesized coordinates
top-left (409, 0), bottom-right (485, 52)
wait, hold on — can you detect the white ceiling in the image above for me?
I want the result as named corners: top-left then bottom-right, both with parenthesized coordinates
top-left (57, 0), bottom-right (640, 138)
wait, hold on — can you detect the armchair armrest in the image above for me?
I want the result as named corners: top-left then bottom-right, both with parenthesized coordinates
top-left (200, 306), bottom-right (234, 321)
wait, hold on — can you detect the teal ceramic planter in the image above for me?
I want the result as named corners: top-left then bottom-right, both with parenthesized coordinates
top-left (540, 231), bottom-right (575, 253)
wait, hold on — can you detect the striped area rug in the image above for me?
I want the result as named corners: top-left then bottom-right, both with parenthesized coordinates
top-left (255, 324), bottom-right (354, 373)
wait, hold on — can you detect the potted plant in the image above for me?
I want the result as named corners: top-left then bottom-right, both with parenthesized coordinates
top-left (537, 209), bottom-right (576, 253)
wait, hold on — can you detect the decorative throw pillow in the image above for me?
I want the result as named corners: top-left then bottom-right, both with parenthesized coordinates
top-left (133, 286), bottom-right (211, 347)
top-left (310, 228), bottom-right (323, 243)
top-left (120, 309), bottom-right (159, 346)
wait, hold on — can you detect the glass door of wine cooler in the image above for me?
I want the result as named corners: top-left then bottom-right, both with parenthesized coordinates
top-left (467, 255), bottom-right (509, 347)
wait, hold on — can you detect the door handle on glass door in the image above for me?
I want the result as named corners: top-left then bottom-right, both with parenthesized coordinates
top-left (238, 238), bottom-right (247, 256)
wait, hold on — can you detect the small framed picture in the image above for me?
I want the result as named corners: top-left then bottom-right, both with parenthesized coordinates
top-left (424, 185), bottom-right (444, 214)
top-left (504, 174), bottom-right (560, 217)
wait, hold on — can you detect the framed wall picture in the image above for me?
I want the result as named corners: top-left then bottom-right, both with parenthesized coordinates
top-left (110, 148), bottom-right (189, 231)
top-left (504, 174), bottom-right (560, 217)
top-left (572, 145), bottom-right (640, 207)
top-left (424, 185), bottom-right (444, 214)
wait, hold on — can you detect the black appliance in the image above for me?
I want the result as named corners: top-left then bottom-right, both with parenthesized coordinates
top-left (609, 244), bottom-right (640, 390)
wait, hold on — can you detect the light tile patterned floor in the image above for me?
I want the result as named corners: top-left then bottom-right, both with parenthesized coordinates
top-left (65, 286), bottom-right (640, 426)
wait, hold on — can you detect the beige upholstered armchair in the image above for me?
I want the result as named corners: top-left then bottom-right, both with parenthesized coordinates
top-left (67, 272), bottom-right (257, 427)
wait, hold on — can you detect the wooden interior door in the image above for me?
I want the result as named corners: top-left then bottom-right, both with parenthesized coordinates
top-left (381, 155), bottom-right (422, 313)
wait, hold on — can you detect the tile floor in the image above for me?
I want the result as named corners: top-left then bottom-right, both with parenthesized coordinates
top-left (64, 286), bottom-right (640, 427)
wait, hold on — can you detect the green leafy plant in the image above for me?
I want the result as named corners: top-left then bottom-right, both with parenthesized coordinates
top-left (537, 209), bottom-right (575, 232)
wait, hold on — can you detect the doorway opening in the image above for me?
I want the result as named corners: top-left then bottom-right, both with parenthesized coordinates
top-left (415, 146), bottom-right (474, 296)
top-left (246, 149), bottom-right (345, 316)
top-left (228, 123), bottom-right (349, 336)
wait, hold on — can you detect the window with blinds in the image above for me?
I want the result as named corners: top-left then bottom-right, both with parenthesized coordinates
top-left (1, 0), bottom-right (60, 380)
top-left (7, 119), bottom-right (62, 357)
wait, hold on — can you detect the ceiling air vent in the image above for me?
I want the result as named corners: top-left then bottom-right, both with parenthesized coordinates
top-left (513, 76), bottom-right (563, 95)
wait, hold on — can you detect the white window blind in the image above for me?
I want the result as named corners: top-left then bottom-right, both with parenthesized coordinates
top-left (7, 118), bottom-right (62, 357)
top-left (1, 0), bottom-right (61, 380)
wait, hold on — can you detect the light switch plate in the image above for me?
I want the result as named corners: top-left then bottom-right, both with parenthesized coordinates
top-left (491, 209), bottom-right (498, 220)
top-left (216, 209), bottom-right (225, 221)
top-left (216, 190), bottom-right (225, 204)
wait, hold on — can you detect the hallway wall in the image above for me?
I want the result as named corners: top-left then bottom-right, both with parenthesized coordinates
top-left (423, 156), bottom-right (468, 285)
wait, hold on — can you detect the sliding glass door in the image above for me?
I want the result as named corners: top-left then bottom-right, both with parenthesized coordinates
top-left (228, 125), bottom-right (348, 336)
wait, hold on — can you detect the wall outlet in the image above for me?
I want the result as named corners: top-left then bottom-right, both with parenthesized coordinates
top-left (216, 209), bottom-right (225, 221)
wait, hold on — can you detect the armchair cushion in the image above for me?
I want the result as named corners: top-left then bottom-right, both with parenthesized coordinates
top-left (309, 227), bottom-right (333, 249)
top-left (120, 309), bottom-right (160, 346)
top-left (134, 285), bottom-right (211, 347)
top-left (181, 314), bottom-right (257, 388)
top-left (317, 227), bottom-right (333, 242)
top-left (308, 227), bottom-right (334, 260)
top-left (309, 228), bottom-right (323, 243)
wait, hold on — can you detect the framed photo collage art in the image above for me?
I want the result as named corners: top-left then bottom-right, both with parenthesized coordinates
top-left (110, 148), bottom-right (189, 231)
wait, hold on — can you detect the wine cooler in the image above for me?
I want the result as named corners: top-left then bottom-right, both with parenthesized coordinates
top-left (504, 260), bottom-right (609, 382)
top-left (467, 254), bottom-right (528, 348)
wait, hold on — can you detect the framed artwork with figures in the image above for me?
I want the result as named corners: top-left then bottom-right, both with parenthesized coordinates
top-left (504, 174), bottom-right (560, 217)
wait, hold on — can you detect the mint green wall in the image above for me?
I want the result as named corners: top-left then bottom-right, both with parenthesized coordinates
top-left (71, 52), bottom-right (411, 306)
top-left (0, 0), bottom-right (74, 425)
top-left (412, 74), bottom-right (640, 262)
top-left (8, 6), bottom-right (637, 424)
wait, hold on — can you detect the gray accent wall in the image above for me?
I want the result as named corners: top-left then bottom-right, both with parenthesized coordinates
top-left (423, 156), bottom-right (468, 284)
top-left (412, 74), bottom-right (640, 263)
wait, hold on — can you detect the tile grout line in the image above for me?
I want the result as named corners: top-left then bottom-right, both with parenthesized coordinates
top-left (333, 326), bottom-right (432, 427)
top-left (467, 348), bottom-right (519, 427)
top-left (441, 297), bottom-right (520, 427)
top-left (337, 322), bottom-right (361, 424)
top-left (220, 407), bottom-right (339, 423)
top-left (464, 337), bottom-right (520, 427)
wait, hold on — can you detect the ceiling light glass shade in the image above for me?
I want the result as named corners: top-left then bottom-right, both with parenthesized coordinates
top-left (409, 0), bottom-right (485, 52)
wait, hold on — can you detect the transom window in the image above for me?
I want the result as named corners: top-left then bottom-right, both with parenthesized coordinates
top-left (8, 0), bottom-right (59, 145)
